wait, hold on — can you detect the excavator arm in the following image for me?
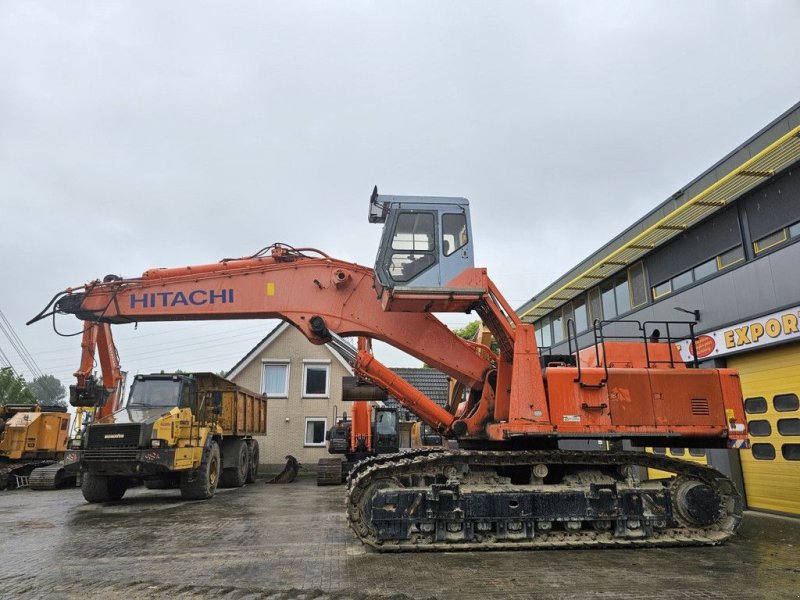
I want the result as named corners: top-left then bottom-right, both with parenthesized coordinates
top-left (32, 246), bottom-right (497, 436)
top-left (70, 321), bottom-right (125, 421)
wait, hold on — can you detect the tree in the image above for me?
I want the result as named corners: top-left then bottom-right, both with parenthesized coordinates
top-left (0, 369), bottom-right (37, 405)
top-left (453, 320), bottom-right (480, 341)
top-left (28, 374), bottom-right (67, 407)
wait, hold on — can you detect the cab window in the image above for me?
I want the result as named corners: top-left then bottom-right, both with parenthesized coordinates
top-left (442, 213), bottom-right (468, 256)
top-left (388, 212), bottom-right (437, 282)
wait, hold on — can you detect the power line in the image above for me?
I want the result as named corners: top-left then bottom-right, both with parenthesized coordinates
top-left (0, 343), bottom-right (16, 373)
top-left (0, 308), bottom-right (43, 378)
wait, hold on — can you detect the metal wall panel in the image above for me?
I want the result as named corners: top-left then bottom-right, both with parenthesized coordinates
top-left (647, 207), bottom-right (741, 286)
top-left (745, 167), bottom-right (800, 240)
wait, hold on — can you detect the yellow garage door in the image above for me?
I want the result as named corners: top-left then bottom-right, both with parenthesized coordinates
top-left (729, 345), bottom-right (800, 516)
top-left (645, 447), bottom-right (708, 480)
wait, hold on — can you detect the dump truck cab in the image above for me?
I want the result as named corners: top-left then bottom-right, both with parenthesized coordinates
top-left (369, 187), bottom-right (474, 292)
top-left (127, 374), bottom-right (193, 411)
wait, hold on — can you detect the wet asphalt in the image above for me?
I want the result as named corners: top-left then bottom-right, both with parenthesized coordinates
top-left (1, 475), bottom-right (798, 599)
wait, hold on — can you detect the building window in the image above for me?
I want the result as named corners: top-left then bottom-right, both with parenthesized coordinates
top-left (753, 220), bottom-right (800, 254)
top-left (692, 258), bottom-right (717, 281)
top-left (744, 397), bottom-right (768, 414)
top-left (777, 419), bottom-right (800, 436)
top-left (304, 417), bottom-right (327, 446)
top-left (302, 361), bottom-right (330, 398)
top-left (650, 245), bottom-right (746, 301)
top-left (552, 311), bottom-right (565, 344)
top-left (754, 228), bottom-right (788, 254)
top-left (536, 316), bottom-right (552, 348)
top-left (628, 262), bottom-right (647, 309)
top-left (588, 287), bottom-right (602, 324)
top-left (671, 270), bottom-right (693, 292)
top-left (751, 443), bottom-right (776, 460)
top-left (782, 444), bottom-right (800, 461)
top-left (747, 420), bottom-right (772, 437)
top-left (600, 281), bottom-right (616, 319)
top-left (573, 297), bottom-right (589, 333)
top-left (262, 361), bottom-right (289, 398)
top-left (613, 275), bottom-right (631, 315)
top-left (717, 246), bottom-right (744, 269)
top-left (774, 393), bottom-right (799, 412)
top-left (652, 280), bottom-right (671, 299)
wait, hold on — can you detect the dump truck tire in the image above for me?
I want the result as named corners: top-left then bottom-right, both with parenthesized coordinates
top-left (82, 472), bottom-right (127, 503)
top-left (220, 439), bottom-right (248, 488)
top-left (246, 440), bottom-right (259, 484)
top-left (180, 441), bottom-right (220, 500)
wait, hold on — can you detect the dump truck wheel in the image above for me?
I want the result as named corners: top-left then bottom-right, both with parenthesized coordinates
top-left (220, 439), bottom-right (248, 488)
top-left (180, 441), bottom-right (220, 500)
top-left (246, 440), bottom-right (259, 484)
top-left (82, 472), bottom-right (127, 503)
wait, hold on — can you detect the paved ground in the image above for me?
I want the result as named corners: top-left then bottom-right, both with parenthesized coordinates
top-left (1, 476), bottom-right (798, 600)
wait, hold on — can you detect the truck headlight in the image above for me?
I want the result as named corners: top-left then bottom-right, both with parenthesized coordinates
top-left (68, 438), bottom-right (82, 449)
top-left (150, 439), bottom-right (165, 448)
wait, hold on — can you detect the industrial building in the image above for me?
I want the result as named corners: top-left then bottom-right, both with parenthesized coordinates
top-left (518, 102), bottom-right (800, 516)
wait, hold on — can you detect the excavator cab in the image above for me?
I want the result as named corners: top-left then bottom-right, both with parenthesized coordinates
top-left (369, 187), bottom-right (474, 294)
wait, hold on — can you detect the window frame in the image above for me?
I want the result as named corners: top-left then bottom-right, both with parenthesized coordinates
top-left (753, 227), bottom-right (788, 254)
top-left (301, 360), bottom-right (331, 398)
top-left (442, 212), bottom-right (468, 257)
top-left (628, 262), bottom-right (647, 309)
top-left (261, 359), bottom-right (290, 399)
top-left (304, 417), bottom-right (328, 447)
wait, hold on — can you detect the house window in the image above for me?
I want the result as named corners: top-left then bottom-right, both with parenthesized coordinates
top-left (262, 361), bottom-right (289, 398)
top-left (304, 417), bottom-right (327, 446)
top-left (302, 361), bottom-right (330, 397)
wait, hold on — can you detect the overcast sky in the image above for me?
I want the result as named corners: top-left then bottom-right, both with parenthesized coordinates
top-left (1, 1), bottom-right (799, 397)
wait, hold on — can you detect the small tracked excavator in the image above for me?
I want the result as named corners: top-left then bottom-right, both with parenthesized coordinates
top-left (0, 403), bottom-right (72, 490)
top-left (29, 187), bottom-right (749, 551)
top-left (318, 360), bottom-right (400, 485)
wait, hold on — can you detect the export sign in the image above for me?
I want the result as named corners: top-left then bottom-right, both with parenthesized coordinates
top-left (676, 305), bottom-right (800, 361)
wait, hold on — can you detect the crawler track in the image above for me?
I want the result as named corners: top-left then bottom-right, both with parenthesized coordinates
top-left (29, 463), bottom-right (76, 490)
top-left (0, 461), bottom-right (56, 490)
top-left (345, 450), bottom-right (742, 552)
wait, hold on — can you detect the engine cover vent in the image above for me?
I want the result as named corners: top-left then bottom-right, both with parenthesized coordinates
top-left (691, 398), bottom-right (710, 416)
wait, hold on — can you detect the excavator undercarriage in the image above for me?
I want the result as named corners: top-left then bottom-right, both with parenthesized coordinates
top-left (346, 449), bottom-right (742, 551)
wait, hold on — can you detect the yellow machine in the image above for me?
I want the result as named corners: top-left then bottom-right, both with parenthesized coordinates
top-left (0, 404), bottom-right (70, 489)
top-left (64, 372), bottom-right (267, 502)
top-left (410, 421), bottom-right (444, 448)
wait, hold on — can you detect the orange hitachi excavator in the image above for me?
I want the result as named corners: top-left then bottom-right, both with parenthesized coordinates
top-left (29, 187), bottom-right (748, 551)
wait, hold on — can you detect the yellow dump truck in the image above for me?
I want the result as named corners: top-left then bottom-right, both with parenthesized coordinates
top-left (64, 372), bottom-right (266, 502)
top-left (0, 404), bottom-right (70, 490)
